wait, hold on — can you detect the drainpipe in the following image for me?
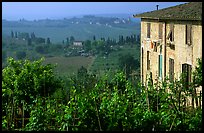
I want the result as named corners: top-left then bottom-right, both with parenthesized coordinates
top-left (164, 22), bottom-right (167, 78)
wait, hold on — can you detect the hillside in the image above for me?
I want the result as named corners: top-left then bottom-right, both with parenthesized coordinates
top-left (2, 15), bottom-right (140, 43)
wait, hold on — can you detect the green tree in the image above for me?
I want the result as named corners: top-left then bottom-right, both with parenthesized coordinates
top-left (18, 32), bottom-right (29, 40)
top-left (47, 37), bottom-right (51, 44)
top-left (93, 35), bottom-right (96, 41)
top-left (84, 40), bottom-right (92, 52)
top-left (27, 38), bottom-right (32, 46)
top-left (66, 37), bottom-right (70, 45)
top-left (30, 32), bottom-right (36, 40)
top-left (11, 31), bottom-right (14, 38)
top-left (118, 54), bottom-right (139, 78)
top-left (192, 58), bottom-right (202, 87)
top-left (34, 37), bottom-right (45, 44)
top-left (15, 32), bottom-right (18, 38)
top-left (2, 50), bottom-right (7, 62)
top-left (70, 36), bottom-right (75, 45)
top-left (16, 51), bottom-right (26, 60)
top-left (2, 57), bottom-right (63, 130)
top-left (35, 45), bottom-right (48, 54)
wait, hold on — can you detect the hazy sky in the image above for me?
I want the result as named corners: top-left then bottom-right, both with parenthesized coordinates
top-left (2, 2), bottom-right (187, 20)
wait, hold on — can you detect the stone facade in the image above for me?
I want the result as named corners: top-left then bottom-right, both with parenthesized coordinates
top-left (140, 19), bottom-right (202, 86)
top-left (135, 2), bottom-right (202, 108)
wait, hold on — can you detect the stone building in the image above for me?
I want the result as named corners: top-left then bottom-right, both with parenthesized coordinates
top-left (134, 2), bottom-right (202, 107)
top-left (73, 41), bottom-right (83, 47)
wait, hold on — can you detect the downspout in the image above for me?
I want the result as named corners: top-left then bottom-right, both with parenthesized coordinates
top-left (164, 22), bottom-right (167, 79)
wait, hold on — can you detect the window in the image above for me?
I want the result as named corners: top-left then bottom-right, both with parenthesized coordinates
top-left (147, 51), bottom-right (150, 70)
top-left (158, 55), bottom-right (162, 78)
top-left (167, 24), bottom-right (174, 42)
top-left (147, 23), bottom-right (151, 38)
top-left (182, 63), bottom-right (192, 89)
top-left (169, 58), bottom-right (174, 82)
top-left (159, 45), bottom-right (162, 54)
top-left (186, 24), bottom-right (192, 45)
top-left (159, 23), bottom-right (163, 39)
top-left (153, 42), bottom-right (157, 52)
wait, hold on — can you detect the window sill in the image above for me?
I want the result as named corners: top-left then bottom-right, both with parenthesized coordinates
top-left (186, 43), bottom-right (192, 46)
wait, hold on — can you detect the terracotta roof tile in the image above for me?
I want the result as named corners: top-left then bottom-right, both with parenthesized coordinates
top-left (133, 2), bottom-right (202, 21)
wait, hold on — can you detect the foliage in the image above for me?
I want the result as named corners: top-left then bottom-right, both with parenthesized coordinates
top-left (2, 50), bottom-right (7, 62)
top-left (35, 45), bottom-right (49, 54)
top-left (192, 58), bottom-right (202, 87)
top-left (2, 57), bottom-right (63, 102)
top-left (33, 37), bottom-right (45, 44)
top-left (47, 37), bottom-right (51, 44)
top-left (118, 54), bottom-right (139, 78)
top-left (16, 51), bottom-right (26, 60)
top-left (2, 57), bottom-right (63, 130)
top-left (2, 58), bottom-right (202, 131)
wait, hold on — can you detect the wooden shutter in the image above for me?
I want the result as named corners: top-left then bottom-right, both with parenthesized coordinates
top-left (147, 51), bottom-right (150, 70)
top-left (169, 58), bottom-right (174, 82)
top-left (167, 24), bottom-right (174, 42)
top-left (170, 24), bottom-right (174, 41)
top-left (158, 55), bottom-right (162, 78)
top-left (187, 64), bottom-right (192, 83)
top-left (182, 63), bottom-right (192, 88)
top-left (159, 23), bottom-right (163, 39)
top-left (147, 23), bottom-right (151, 38)
top-left (186, 24), bottom-right (192, 45)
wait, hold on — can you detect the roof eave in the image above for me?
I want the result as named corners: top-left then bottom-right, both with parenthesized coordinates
top-left (133, 15), bottom-right (202, 21)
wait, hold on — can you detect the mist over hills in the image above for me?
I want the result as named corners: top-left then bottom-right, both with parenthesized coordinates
top-left (2, 14), bottom-right (140, 43)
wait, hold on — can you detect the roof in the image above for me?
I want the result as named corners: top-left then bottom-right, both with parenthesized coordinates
top-left (133, 2), bottom-right (202, 21)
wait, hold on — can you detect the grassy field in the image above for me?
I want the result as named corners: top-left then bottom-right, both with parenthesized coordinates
top-left (41, 44), bottom-right (140, 76)
top-left (43, 56), bottom-right (95, 76)
top-left (41, 44), bottom-right (140, 77)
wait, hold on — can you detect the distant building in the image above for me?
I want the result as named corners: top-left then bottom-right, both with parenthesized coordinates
top-left (134, 2), bottom-right (202, 107)
top-left (73, 41), bottom-right (83, 47)
top-left (114, 20), bottom-right (120, 24)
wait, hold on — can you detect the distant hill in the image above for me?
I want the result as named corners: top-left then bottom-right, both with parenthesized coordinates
top-left (2, 15), bottom-right (140, 43)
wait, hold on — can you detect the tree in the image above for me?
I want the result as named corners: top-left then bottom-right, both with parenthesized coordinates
top-left (16, 51), bottom-right (26, 60)
top-left (66, 37), bottom-right (70, 45)
top-left (93, 35), bottom-right (96, 41)
top-left (11, 31), bottom-right (14, 38)
top-left (2, 50), bottom-right (7, 62)
top-left (34, 37), bottom-right (45, 44)
top-left (70, 36), bottom-right (75, 45)
top-left (2, 57), bottom-right (63, 130)
top-left (84, 40), bottom-right (92, 52)
top-left (47, 37), bottom-right (51, 44)
top-left (118, 54), bottom-right (139, 78)
top-left (77, 66), bottom-right (88, 80)
top-left (15, 32), bottom-right (18, 38)
top-left (136, 34), bottom-right (140, 43)
top-left (35, 45), bottom-right (48, 54)
top-left (192, 58), bottom-right (202, 87)
top-left (18, 32), bottom-right (29, 40)
top-left (118, 35), bottom-right (124, 45)
top-left (31, 32), bottom-right (36, 40)
top-left (27, 38), bottom-right (32, 46)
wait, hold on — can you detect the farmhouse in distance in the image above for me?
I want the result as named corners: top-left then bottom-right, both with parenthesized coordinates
top-left (134, 2), bottom-right (202, 107)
